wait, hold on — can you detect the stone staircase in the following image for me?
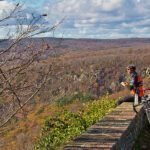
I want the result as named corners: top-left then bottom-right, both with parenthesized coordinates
top-left (64, 102), bottom-right (147, 150)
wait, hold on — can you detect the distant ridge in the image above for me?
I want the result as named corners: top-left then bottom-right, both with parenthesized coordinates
top-left (1, 37), bottom-right (150, 51)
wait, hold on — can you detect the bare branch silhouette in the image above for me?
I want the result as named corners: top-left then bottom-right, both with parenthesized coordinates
top-left (0, 2), bottom-right (64, 128)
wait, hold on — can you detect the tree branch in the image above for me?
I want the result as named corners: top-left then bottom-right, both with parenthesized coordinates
top-left (0, 65), bottom-right (51, 128)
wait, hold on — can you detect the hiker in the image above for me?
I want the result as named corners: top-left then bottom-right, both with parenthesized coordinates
top-left (117, 64), bottom-right (144, 105)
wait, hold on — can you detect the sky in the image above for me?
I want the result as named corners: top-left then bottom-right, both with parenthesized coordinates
top-left (0, 0), bottom-right (150, 39)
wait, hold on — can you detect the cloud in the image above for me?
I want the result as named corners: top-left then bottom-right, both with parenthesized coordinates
top-left (0, 1), bottom-right (49, 39)
top-left (92, 0), bottom-right (123, 11)
top-left (0, 1), bottom-right (15, 19)
top-left (42, 0), bottom-right (150, 38)
top-left (0, 0), bottom-right (14, 10)
top-left (1, 0), bottom-right (150, 39)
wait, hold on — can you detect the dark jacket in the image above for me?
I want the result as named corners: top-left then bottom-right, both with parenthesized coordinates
top-left (129, 71), bottom-right (138, 91)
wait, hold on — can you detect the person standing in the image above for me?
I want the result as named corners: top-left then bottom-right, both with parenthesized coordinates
top-left (117, 64), bottom-right (144, 105)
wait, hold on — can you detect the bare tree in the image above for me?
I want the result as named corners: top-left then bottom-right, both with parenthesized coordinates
top-left (0, 3), bottom-right (63, 128)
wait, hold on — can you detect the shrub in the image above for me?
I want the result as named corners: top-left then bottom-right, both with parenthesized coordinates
top-left (73, 91), bottom-right (95, 102)
top-left (35, 97), bottom-right (116, 150)
top-left (56, 92), bottom-right (95, 106)
top-left (36, 107), bottom-right (45, 115)
top-left (56, 96), bottom-right (74, 106)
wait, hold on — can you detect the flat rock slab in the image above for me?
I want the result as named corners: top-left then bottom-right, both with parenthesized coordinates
top-left (64, 102), bottom-right (147, 150)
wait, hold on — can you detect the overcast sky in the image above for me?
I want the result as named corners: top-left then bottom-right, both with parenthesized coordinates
top-left (0, 0), bottom-right (150, 39)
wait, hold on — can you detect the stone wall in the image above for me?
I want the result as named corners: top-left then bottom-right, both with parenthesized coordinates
top-left (64, 102), bottom-right (148, 150)
top-left (112, 107), bottom-right (148, 150)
